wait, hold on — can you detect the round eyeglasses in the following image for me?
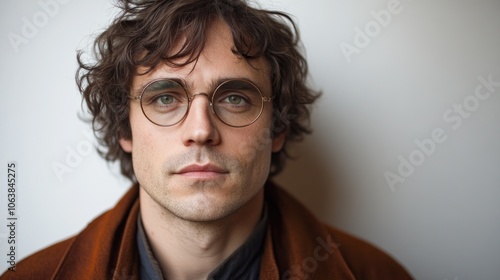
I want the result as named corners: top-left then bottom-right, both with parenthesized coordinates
top-left (129, 79), bottom-right (272, 127)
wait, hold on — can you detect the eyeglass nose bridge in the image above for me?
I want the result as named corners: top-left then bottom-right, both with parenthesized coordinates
top-left (187, 93), bottom-right (215, 115)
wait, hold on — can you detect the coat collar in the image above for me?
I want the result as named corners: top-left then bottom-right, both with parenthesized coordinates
top-left (50, 182), bottom-right (355, 279)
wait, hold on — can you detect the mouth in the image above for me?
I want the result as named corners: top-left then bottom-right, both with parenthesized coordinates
top-left (174, 164), bottom-right (228, 179)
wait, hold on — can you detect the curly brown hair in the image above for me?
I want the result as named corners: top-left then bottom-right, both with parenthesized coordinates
top-left (76, 0), bottom-right (319, 182)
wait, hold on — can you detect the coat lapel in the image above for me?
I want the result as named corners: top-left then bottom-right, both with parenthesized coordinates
top-left (52, 185), bottom-right (141, 280)
top-left (260, 182), bottom-right (356, 279)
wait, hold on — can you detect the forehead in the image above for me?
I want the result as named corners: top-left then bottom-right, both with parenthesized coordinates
top-left (132, 19), bottom-right (270, 92)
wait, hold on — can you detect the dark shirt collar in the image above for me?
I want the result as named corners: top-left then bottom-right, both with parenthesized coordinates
top-left (136, 207), bottom-right (268, 280)
top-left (136, 212), bottom-right (164, 280)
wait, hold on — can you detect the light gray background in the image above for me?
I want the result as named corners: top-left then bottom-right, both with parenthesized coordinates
top-left (1, 0), bottom-right (499, 279)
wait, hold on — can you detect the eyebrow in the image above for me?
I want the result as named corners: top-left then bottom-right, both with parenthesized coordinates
top-left (216, 79), bottom-right (260, 92)
top-left (134, 78), bottom-right (186, 97)
top-left (144, 79), bottom-right (184, 92)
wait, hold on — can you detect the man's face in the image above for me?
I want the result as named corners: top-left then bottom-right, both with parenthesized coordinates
top-left (120, 19), bottom-right (285, 222)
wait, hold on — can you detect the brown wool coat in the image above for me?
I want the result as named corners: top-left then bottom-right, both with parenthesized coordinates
top-left (1, 182), bottom-right (413, 279)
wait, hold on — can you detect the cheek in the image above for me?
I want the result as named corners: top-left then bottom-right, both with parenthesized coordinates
top-left (231, 123), bottom-right (274, 173)
top-left (133, 128), bottom-right (175, 162)
top-left (130, 129), bottom-right (154, 181)
top-left (130, 103), bottom-right (172, 150)
top-left (128, 106), bottom-right (174, 180)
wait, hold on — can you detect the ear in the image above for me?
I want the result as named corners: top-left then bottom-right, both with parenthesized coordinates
top-left (119, 137), bottom-right (133, 153)
top-left (271, 131), bottom-right (286, 152)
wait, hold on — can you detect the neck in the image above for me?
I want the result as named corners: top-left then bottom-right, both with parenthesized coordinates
top-left (139, 187), bottom-right (264, 280)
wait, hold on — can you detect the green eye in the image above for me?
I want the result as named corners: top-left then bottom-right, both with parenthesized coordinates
top-left (158, 95), bottom-right (174, 104)
top-left (227, 95), bottom-right (243, 104)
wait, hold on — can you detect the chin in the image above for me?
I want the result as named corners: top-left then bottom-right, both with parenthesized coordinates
top-left (164, 194), bottom-right (243, 222)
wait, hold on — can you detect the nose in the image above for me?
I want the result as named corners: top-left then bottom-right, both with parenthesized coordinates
top-left (181, 94), bottom-right (221, 146)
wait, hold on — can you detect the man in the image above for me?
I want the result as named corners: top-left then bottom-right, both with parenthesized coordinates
top-left (2, 0), bottom-right (412, 279)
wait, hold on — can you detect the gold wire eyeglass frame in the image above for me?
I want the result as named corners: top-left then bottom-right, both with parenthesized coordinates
top-left (129, 78), bottom-right (272, 128)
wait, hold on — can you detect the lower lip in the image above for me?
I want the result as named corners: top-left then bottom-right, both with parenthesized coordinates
top-left (176, 171), bottom-right (227, 179)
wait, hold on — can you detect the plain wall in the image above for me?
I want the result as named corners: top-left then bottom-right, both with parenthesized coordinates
top-left (1, 0), bottom-right (499, 279)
